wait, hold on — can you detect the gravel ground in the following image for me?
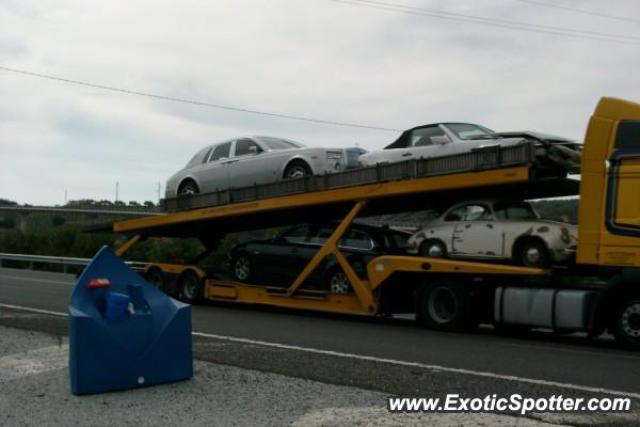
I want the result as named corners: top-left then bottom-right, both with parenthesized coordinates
top-left (0, 326), bottom-right (578, 427)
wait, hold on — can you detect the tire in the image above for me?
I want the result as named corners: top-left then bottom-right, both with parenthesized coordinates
top-left (178, 270), bottom-right (202, 304)
top-left (284, 160), bottom-right (312, 179)
top-left (231, 253), bottom-right (252, 282)
top-left (419, 239), bottom-right (448, 258)
top-left (325, 260), bottom-right (365, 294)
top-left (326, 267), bottom-right (352, 294)
top-left (144, 267), bottom-right (164, 291)
top-left (516, 239), bottom-right (551, 268)
top-left (611, 297), bottom-right (640, 350)
top-left (416, 282), bottom-right (476, 331)
top-left (178, 180), bottom-right (199, 196)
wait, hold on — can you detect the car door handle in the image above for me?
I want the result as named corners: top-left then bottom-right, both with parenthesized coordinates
top-left (402, 153), bottom-right (413, 157)
top-left (222, 159), bottom-right (239, 165)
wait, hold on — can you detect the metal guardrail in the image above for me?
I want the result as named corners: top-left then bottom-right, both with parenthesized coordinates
top-left (163, 144), bottom-right (535, 212)
top-left (0, 253), bottom-right (148, 273)
top-left (0, 206), bottom-right (162, 216)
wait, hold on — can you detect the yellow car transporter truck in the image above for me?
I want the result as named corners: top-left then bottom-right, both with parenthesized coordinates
top-left (112, 97), bottom-right (640, 349)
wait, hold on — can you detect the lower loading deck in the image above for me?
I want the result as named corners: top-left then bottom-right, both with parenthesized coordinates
top-left (148, 253), bottom-right (549, 316)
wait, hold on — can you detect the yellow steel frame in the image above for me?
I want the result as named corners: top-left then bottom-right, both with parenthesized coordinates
top-left (115, 234), bottom-right (142, 257)
top-left (114, 165), bottom-right (531, 234)
top-left (285, 200), bottom-right (377, 313)
top-left (366, 256), bottom-right (547, 291)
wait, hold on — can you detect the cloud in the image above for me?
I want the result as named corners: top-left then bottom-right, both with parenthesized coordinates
top-left (1, 0), bottom-right (639, 204)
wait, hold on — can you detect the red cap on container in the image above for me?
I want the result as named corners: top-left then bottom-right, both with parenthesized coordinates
top-left (87, 278), bottom-right (112, 289)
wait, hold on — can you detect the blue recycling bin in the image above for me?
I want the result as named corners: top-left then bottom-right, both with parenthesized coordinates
top-left (69, 246), bottom-right (193, 395)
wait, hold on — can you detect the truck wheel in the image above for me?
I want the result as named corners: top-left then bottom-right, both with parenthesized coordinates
top-left (516, 239), bottom-right (550, 268)
top-left (420, 239), bottom-right (447, 258)
top-left (232, 254), bottom-right (252, 282)
top-left (144, 267), bottom-right (164, 291)
top-left (611, 298), bottom-right (640, 350)
top-left (178, 270), bottom-right (202, 304)
top-left (417, 282), bottom-right (476, 331)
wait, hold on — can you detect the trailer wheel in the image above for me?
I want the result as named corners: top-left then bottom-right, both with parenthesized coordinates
top-left (417, 282), bottom-right (476, 331)
top-left (611, 297), bottom-right (640, 350)
top-left (178, 270), bottom-right (202, 304)
top-left (144, 267), bottom-right (164, 291)
top-left (231, 254), bottom-right (252, 282)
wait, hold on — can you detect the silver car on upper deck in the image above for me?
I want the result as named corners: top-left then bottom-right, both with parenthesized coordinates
top-left (358, 123), bottom-right (581, 174)
top-left (165, 136), bottom-right (361, 197)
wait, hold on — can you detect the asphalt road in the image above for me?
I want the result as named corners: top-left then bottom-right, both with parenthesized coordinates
top-left (1, 266), bottom-right (640, 416)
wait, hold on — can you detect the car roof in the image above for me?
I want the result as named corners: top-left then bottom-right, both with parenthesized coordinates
top-left (385, 122), bottom-right (489, 149)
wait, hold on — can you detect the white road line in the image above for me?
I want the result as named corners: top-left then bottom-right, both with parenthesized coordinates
top-left (0, 274), bottom-right (73, 286)
top-left (1, 302), bottom-right (639, 400)
top-left (0, 303), bottom-right (68, 317)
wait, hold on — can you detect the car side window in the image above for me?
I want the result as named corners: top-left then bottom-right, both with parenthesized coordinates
top-left (445, 204), bottom-right (492, 221)
top-left (210, 142), bottom-right (231, 161)
top-left (445, 206), bottom-right (466, 222)
top-left (308, 227), bottom-right (333, 245)
top-left (464, 205), bottom-right (491, 221)
top-left (410, 127), bottom-right (447, 147)
top-left (201, 147), bottom-right (214, 164)
top-left (280, 225), bottom-right (310, 244)
top-left (235, 139), bottom-right (263, 157)
top-left (340, 230), bottom-right (373, 250)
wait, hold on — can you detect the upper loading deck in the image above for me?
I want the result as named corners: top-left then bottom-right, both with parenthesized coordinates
top-left (114, 143), bottom-right (579, 238)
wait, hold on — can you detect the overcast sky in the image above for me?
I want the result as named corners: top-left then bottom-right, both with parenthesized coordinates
top-left (1, 0), bottom-right (639, 205)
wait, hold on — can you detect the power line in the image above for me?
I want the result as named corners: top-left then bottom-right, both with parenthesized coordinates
top-left (513, 0), bottom-right (640, 25)
top-left (0, 65), bottom-right (401, 132)
top-left (329, 0), bottom-right (640, 45)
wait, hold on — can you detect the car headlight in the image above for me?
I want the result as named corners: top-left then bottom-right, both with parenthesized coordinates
top-left (326, 150), bottom-right (343, 160)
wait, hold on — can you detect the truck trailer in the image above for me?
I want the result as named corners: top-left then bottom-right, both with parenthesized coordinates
top-left (112, 97), bottom-right (640, 349)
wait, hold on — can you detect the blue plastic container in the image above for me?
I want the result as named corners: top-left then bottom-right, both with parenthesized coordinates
top-left (105, 292), bottom-right (131, 321)
top-left (69, 246), bottom-right (193, 395)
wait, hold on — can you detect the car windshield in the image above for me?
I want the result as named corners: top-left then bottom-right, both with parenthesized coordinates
top-left (446, 123), bottom-right (495, 140)
top-left (258, 137), bottom-right (304, 150)
top-left (494, 202), bottom-right (538, 220)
